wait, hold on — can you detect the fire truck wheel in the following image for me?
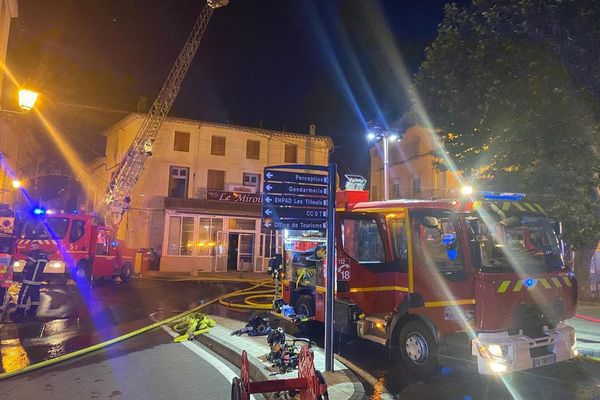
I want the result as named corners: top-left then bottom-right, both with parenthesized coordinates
top-left (295, 295), bottom-right (315, 334)
top-left (75, 260), bottom-right (91, 283)
top-left (120, 262), bottom-right (132, 282)
top-left (398, 319), bottom-right (438, 377)
top-left (295, 295), bottom-right (315, 317)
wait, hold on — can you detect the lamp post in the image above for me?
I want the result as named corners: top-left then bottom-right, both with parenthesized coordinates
top-left (18, 89), bottom-right (39, 112)
top-left (367, 127), bottom-right (398, 201)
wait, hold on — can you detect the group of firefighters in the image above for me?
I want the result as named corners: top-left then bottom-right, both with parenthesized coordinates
top-left (0, 243), bottom-right (48, 322)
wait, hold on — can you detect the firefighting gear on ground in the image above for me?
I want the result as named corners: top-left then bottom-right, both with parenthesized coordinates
top-left (231, 313), bottom-right (272, 337)
top-left (172, 312), bottom-right (216, 342)
top-left (266, 327), bottom-right (314, 375)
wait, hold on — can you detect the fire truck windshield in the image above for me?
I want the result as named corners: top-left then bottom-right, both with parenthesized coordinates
top-left (477, 212), bottom-right (563, 273)
top-left (21, 217), bottom-right (70, 240)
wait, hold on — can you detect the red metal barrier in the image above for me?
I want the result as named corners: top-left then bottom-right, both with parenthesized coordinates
top-left (231, 346), bottom-right (328, 400)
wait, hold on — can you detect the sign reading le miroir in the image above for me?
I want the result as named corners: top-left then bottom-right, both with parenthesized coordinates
top-left (207, 190), bottom-right (262, 204)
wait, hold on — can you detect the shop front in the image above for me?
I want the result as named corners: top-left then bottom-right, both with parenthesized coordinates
top-left (161, 193), bottom-right (281, 273)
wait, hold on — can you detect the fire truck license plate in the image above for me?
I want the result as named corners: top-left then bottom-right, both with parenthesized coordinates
top-left (533, 353), bottom-right (556, 368)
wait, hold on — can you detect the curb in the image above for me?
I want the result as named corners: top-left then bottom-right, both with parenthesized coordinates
top-left (195, 326), bottom-right (369, 400)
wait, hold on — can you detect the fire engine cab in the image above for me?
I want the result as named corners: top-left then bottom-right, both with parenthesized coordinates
top-left (280, 190), bottom-right (578, 375)
top-left (12, 210), bottom-right (136, 283)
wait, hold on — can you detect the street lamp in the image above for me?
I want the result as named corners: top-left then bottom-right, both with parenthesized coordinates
top-left (18, 89), bottom-right (39, 112)
top-left (460, 185), bottom-right (474, 196)
top-left (11, 179), bottom-right (21, 189)
top-left (367, 127), bottom-right (398, 201)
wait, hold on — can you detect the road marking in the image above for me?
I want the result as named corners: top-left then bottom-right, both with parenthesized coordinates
top-left (161, 325), bottom-right (257, 400)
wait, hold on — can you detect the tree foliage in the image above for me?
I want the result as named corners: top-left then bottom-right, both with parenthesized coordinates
top-left (414, 0), bottom-right (600, 249)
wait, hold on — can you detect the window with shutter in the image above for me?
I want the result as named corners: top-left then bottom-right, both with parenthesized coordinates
top-left (246, 140), bottom-right (260, 160)
top-left (174, 131), bottom-right (190, 152)
top-left (207, 169), bottom-right (225, 190)
top-left (284, 143), bottom-right (297, 163)
top-left (211, 136), bottom-right (226, 156)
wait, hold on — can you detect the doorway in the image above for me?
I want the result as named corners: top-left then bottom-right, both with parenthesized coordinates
top-left (227, 233), bottom-right (239, 271)
top-left (226, 232), bottom-right (255, 271)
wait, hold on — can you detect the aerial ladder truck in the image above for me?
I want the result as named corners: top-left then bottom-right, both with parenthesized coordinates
top-left (103, 0), bottom-right (228, 228)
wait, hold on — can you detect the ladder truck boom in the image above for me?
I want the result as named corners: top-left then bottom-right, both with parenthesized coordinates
top-left (103, 0), bottom-right (228, 226)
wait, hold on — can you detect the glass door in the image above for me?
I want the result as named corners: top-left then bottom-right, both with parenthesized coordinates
top-left (214, 231), bottom-right (228, 272)
top-left (237, 233), bottom-right (255, 271)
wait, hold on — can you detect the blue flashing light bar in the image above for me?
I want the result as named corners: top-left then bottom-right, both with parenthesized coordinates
top-left (481, 191), bottom-right (526, 201)
top-left (33, 207), bottom-right (46, 215)
top-left (524, 278), bottom-right (535, 288)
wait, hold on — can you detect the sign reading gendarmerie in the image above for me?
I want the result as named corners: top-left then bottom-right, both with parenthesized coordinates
top-left (263, 182), bottom-right (327, 197)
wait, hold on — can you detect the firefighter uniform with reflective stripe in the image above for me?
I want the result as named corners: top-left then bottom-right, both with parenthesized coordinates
top-left (0, 254), bottom-right (13, 313)
top-left (13, 248), bottom-right (47, 318)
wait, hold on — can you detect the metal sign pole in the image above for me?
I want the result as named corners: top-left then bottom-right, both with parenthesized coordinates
top-left (324, 162), bottom-right (336, 372)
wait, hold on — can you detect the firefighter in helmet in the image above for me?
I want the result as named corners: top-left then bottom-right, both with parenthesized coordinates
top-left (11, 242), bottom-right (48, 321)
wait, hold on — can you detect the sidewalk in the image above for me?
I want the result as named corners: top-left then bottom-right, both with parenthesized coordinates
top-left (567, 302), bottom-right (600, 358)
top-left (577, 301), bottom-right (600, 320)
top-left (195, 315), bottom-right (394, 400)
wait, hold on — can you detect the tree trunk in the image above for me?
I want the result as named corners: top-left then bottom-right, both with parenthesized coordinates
top-left (573, 243), bottom-right (597, 302)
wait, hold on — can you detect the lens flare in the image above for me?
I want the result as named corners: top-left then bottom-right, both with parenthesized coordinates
top-left (33, 109), bottom-right (98, 197)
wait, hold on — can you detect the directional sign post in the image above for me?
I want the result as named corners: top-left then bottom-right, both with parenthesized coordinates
top-left (262, 162), bottom-right (337, 372)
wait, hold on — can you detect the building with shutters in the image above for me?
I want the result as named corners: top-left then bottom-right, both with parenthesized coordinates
top-left (88, 113), bottom-right (333, 273)
top-left (369, 126), bottom-right (460, 201)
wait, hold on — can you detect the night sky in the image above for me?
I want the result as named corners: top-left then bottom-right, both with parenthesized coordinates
top-left (6, 0), bottom-right (467, 179)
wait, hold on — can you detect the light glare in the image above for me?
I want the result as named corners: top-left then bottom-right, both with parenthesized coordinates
top-left (461, 185), bottom-right (474, 196)
top-left (18, 89), bottom-right (39, 111)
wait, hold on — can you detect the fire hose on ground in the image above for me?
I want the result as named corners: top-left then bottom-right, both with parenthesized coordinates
top-left (0, 280), bottom-right (274, 381)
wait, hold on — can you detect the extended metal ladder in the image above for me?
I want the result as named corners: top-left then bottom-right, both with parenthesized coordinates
top-left (103, 0), bottom-right (228, 226)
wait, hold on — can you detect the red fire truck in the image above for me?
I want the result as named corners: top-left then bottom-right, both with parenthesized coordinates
top-left (280, 190), bottom-right (577, 375)
top-left (12, 210), bottom-right (136, 283)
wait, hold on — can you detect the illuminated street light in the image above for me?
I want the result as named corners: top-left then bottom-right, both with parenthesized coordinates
top-left (11, 179), bottom-right (22, 189)
top-left (461, 185), bottom-right (474, 196)
top-left (367, 125), bottom-right (399, 201)
top-left (18, 89), bottom-right (39, 111)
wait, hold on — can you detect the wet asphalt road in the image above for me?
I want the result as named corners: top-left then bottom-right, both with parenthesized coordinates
top-left (1, 279), bottom-right (600, 399)
top-left (1, 328), bottom-right (240, 400)
top-left (0, 279), bottom-right (248, 374)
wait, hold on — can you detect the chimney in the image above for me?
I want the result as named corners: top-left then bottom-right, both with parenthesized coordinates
top-left (309, 124), bottom-right (316, 136)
